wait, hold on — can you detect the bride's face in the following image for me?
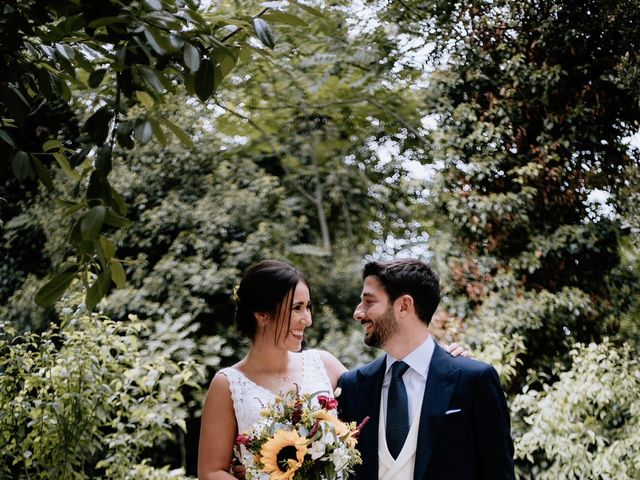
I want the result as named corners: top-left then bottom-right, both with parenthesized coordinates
top-left (278, 281), bottom-right (313, 352)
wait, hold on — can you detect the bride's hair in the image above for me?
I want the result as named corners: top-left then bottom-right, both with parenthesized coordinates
top-left (234, 260), bottom-right (310, 343)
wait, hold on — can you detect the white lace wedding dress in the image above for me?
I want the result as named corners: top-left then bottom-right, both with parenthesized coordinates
top-left (220, 348), bottom-right (334, 434)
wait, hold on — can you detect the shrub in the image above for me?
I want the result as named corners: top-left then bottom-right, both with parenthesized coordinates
top-left (0, 306), bottom-right (203, 479)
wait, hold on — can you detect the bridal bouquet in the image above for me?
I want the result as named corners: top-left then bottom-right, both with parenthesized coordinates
top-left (234, 388), bottom-right (368, 480)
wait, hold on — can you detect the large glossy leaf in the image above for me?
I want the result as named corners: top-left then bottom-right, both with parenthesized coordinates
top-left (88, 68), bottom-right (108, 88)
top-left (253, 18), bottom-right (276, 49)
top-left (12, 151), bottom-right (32, 180)
top-left (139, 65), bottom-right (165, 93)
top-left (85, 269), bottom-right (112, 311)
top-left (52, 152), bottom-right (80, 180)
top-left (261, 11), bottom-right (308, 26)
top-left (134, 119), bottom-right (153, 144)
top-left (290, 0), bottom-right (325, 17)
top-left (35, 268), bottom-right (77, 307)
top-left (83, 106), bottom-right (114, 144)
top-left (0, 129), bottom-right (15, 147)
top-left (80, 206), bottom-right (106, 241)
top-left (31, 155), bottom-right (54, 190)
top-left (195, 58), bottom-right (215, 101)
top-left (183, 43), bottom-right (200, 72)
top-left (135, 90), bottom-right (155, 109)
top-left (110, 260), bottom-right (127, 288)
top-left (150, 119), bottom-right (167, 145)
top-left (159, 117), bottom-right (194, 148)
top-left (86, 171), bottom-right (112, 202)
top-left (98, 236), bottom-right (116, 259)
top-left (104, 209), bottom-right (131, 227)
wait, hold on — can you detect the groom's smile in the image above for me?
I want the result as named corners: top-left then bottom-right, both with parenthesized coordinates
top-left (354, 276), bottom-right (399, 348)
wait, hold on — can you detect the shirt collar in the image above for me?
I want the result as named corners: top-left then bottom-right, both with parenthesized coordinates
top-left (385, 335), bottom-right (435, 379)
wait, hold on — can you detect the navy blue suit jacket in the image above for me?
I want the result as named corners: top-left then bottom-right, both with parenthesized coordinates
top-left (337, 344), bottom-right (515, 480)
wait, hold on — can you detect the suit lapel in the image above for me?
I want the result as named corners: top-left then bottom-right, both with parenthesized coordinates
top-left (413, 345), bottom-right (460, 480)
top-left (355, 356), bottom-right (386, 480)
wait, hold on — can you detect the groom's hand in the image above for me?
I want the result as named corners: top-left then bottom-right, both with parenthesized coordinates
top-left (445, 342), bottom-right (470, 358)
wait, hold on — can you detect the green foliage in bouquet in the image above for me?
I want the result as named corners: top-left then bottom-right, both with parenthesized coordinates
top-left (0, 304), bottom-right (204, 480)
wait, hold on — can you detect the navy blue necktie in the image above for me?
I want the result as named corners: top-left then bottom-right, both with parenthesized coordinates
top-left (386, 360), bottom-right (410, 459)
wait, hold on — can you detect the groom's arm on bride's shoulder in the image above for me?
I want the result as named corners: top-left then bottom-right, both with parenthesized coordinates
top-left (198, 373), bottom-right (240, 480)
top-left (443, 342), bottom-right (471, 358)
top-left (472, 364), bottom-right (516, 480)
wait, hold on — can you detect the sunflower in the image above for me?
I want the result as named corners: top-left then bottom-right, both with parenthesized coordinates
top-left (315, 410), bottom-right (356, 446)
top-left (260, 429), bottom-right (308, 480)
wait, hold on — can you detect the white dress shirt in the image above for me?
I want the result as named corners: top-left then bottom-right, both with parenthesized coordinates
top-left (382, 335), bottom-right (435, 423)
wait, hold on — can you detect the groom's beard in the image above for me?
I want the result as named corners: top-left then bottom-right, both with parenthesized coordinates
top-left (364, 306), bottom-right (398, 348)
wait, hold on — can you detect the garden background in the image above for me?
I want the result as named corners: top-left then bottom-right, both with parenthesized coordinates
top-left (1, 0), bottom-right (639, 478)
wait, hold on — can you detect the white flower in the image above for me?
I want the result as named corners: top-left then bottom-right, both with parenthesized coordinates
top-left (331, 445), bottom-right (351, 472)
top-left (308, 439), bottom-right (327, 460)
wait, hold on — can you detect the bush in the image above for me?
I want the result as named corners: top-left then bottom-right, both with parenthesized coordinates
top-left (513, 340), bottom-right (640, 479)
top-left (0, 305), bottom-right (203, 480)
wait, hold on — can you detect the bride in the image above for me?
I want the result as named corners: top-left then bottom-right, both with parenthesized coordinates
top-left (197, 260), bottom-right (465, 479)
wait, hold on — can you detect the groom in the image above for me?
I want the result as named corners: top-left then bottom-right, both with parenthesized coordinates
top-left (337, 259), bottom-right (515, 480)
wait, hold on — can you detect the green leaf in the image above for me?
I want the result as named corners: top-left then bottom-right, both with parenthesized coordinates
top-left (110, 260), bottom-right (127, 288)
top-left (87, 16), bottom-right (129, 29)
top-left (170, 33), bottom-right (186, 50)
top-left (86, 170), bottom-right (112, 203)
top-left (144, 0), bottom-right (162, 11)
top-left (43, 139), bottom-right (62, 152)
top-left (52, 152), bottom-right (80, 180)
top-left (110, 187), bottom-right (128, 216)
top-left (150, 119), bottom-right (167, 145)
top-left (31, 155), bottom-right (54, 190)
top-left (104, 209), bottom-right (131, 228)
top-left (99, 236), bottom-right (117, 259)
top-left (290, 0), bottom-right (325, 17)
top-left (134, 119), bottom-right (153, 145)
top-left (253, 18), bottom-right (276, 49)
top-left (144, 27), bottom-right (167, 55)
top-left (80, 206), bottom-right (106, 241)
top-left (238, 48), bottom-right (252, 64)
top-left (195, 58), bottom-right (215, 101)
top-left (215, 48), bottom-right (237, 83)
top-left (12, 151), bottom-right (32, 180)
top-left (0, 129), bottom-right (15, 147)
top-left (159, 118), bottom-right (194, 148)
top-left (183, 43), bottom-right (201, 72)
top-left (85, 269), bottom-right (112, 311)
top-left (139, 65), bottom-right (165, 93)
top-left (88, 68), bottom-right (108, 88)
top-left (83, 106), bottom-right (114, 145)
top-left (35, 269), bottom-right (77, 307)
top-left (55, 43), bottom-right (75, 61)
top-left (261, 11), bottom-right (308, 26)
top-left (135, 91), bottom-right (154, 109)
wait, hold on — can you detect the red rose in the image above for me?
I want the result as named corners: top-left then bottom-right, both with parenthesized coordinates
top-left (317, 394), bottom-right (339, 410)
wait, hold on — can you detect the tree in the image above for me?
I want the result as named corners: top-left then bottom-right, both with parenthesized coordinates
top-left (0, 0), bottom-right (312, 309)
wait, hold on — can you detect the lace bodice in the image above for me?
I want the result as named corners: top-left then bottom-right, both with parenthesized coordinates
top-left (221, 349), bottom-right (334, 434)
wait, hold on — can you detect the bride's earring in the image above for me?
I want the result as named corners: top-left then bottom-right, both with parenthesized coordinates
top-left (256, 312), bottom-right (269, 328)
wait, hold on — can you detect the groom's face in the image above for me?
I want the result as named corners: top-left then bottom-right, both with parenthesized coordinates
top-left (354, 275), bottom-right (399, 348)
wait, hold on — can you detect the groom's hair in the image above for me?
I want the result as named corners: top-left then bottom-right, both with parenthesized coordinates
top-left (362, 259), bottom-right (440, 325)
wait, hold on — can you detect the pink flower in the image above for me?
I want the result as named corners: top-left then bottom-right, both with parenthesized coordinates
top-left (317, 394), bottom-right (339, 410)
top-left (236, 433), bottom-right (252, 446)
